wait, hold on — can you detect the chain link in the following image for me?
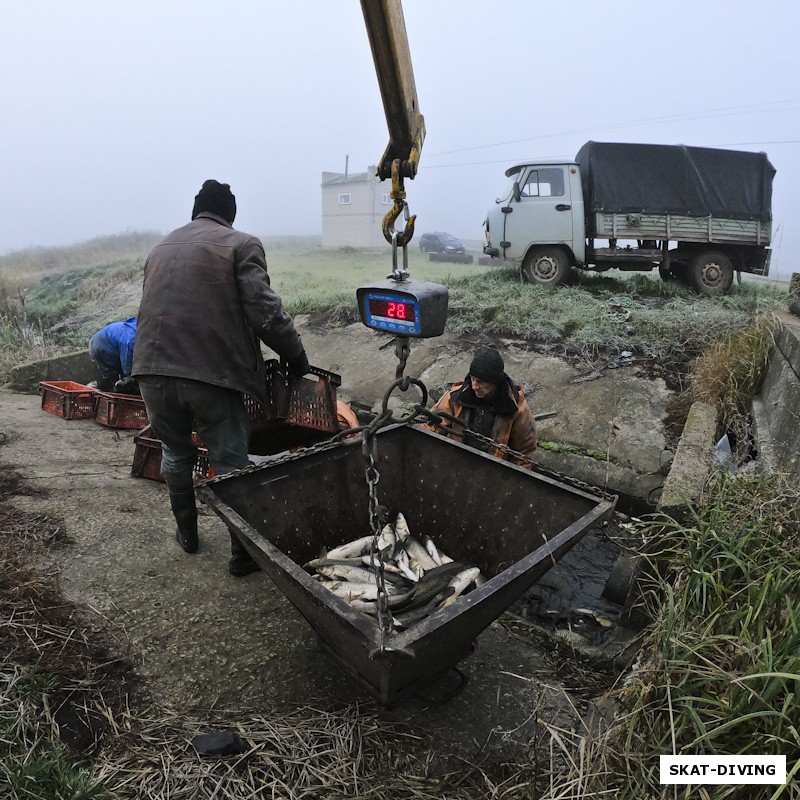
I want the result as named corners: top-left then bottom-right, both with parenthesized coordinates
top-left (201, 436), bottom-right (346, 485)
top-left (204, 388), bottom-right (612, 503)
top-left (394, 337), bottom-right (410, 380)
top-left (361, 424), bottom-right (393, 652)
top-left (420, 416), bottom-right (617, 502)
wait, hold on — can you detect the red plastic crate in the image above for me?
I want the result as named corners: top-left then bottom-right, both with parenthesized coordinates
top-left (131, 426), bottom-right (213, 482)
top-left (245, 360), bottom-right (342, 455)
top-left (39, 381), bottom-right (96, 420)
top-left (94, 391), bottom-right (149, 429)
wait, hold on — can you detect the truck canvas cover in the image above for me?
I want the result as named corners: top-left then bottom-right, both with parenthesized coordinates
top-left (575, 141), bottom-right (774, 222)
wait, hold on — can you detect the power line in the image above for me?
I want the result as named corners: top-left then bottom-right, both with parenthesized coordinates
top-left (425, 99), bottom-right (800, 159)
top-left (422, 141), bottom-right (800, 170)
top-left (715, 140), bottom-right (800, 147)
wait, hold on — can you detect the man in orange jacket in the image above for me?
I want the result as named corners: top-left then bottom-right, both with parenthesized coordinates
top-left (424, 347), bottom-right (537, 462)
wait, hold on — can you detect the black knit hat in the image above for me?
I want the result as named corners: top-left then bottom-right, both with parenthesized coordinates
top-left (469, 347), bottom-right (505, 385)
top-left (192, 179), bottom-right (236, 224)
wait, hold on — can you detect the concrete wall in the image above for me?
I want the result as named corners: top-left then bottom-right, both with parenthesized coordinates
top-left (654, 307), bottom-right (800, 511)
top-left (6, 350), bottom-right (94, 393)
top-left (751, 310), bottom-right (800, 482)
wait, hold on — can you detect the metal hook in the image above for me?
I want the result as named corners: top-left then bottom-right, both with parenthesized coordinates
top-left (382, 159), bottom-right (416, 247)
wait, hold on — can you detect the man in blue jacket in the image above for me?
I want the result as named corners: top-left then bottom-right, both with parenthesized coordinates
top-left (89, 317), bottom-right (138, 393)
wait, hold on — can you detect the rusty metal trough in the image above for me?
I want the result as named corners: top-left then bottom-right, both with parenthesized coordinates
top-left (199, 424), bottom-right (616, 706)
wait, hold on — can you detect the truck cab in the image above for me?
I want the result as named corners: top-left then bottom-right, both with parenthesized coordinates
top-left (484, 160), bottom-right (585, 285)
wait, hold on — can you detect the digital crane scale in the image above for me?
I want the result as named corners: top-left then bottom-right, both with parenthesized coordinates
top-left (357, 279), bottom-right (448, 338)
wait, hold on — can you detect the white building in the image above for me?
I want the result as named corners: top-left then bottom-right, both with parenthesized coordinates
top-left (321, 165), bottom-right (393, 249)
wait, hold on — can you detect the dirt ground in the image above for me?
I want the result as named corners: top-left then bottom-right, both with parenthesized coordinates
top-left (0, 320), bottom-right (667, 766)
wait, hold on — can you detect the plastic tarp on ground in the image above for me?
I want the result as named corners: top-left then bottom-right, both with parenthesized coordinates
top-left (575, 141), bottom-right (775, 222)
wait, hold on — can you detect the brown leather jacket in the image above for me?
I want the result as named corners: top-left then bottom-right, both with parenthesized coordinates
top-left (132, 213), bottom-right (304, 401)
top-left (424, 379), bottom-right (537, 463)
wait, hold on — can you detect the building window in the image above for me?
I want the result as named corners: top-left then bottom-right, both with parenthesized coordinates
top-left (338, 193), bottom-right (352, 205)
top-left (381, 192), bottom-right (392, 205)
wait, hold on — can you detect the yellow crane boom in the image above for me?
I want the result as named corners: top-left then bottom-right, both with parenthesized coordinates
top-left (360, 0), bottom-right (425, 246)
top-left (360, 0), bottom-right (425, 182)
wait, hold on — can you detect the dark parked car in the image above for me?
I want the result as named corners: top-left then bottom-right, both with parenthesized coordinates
top-left (419, 232), bottom-right (465, 255)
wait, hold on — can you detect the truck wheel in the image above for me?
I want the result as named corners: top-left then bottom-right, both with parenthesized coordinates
top-left (658, 264), bottom-right (675, 282)
top-left (669, 263), bottom-right (688, 284)
top-left (688, 251), bottom-right (734, 294)
top-left (660, 263), bottom-right (688, 283)
top-left (522, 247), bottom-right (570, 286)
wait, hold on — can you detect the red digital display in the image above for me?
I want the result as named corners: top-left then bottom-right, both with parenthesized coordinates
top-left (368, 298), bottom-right (417, 322)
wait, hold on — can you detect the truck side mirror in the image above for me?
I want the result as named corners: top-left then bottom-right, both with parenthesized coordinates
top-left (512, 181), bottom-right (521, 203)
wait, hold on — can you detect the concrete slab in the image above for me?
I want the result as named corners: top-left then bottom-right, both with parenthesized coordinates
top-left (659, 401), bottom-right (718, 512)
top-left (7, 349), bottom-right (94, 391)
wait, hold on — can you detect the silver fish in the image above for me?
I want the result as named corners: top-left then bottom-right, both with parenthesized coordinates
top-left (402, 536), bottom-right (438, 572)
top-left (394, 512), bottom-right (411, 541)
top-left (395, 549), bottom-right (421, 582)
top-left (423, 535), bottom-right (443, 566)
top-left (569, 607), bottom-right (613, 628)
top-left (393, 588), bottom-right (453, 628)
top-left (319, 581), bottom-right (373, 602)
top-left (386, 562), bottom-right (465, 612)
top-left (321, 579), bottom-right (404, 602)
top-left (304, 556), bottom-right (367, 571)
top-left (326, 535), bottom-right (374, 560)
top-left (439, 567), bottom-right (481, 610)
top-left (350, 599), bottom-right (379, 617)
top-left (437, 549), bottom-right (454, 565)
top-left (354, 558), bottom-right (413, 589)
top-left (317, 580), bottom-right (369, 601)
top-left (317, 564), bottom-right (376, 583)
top-left (377, 522), bottom-right (396, 552)
top-left (313, 514), bottom-right (484, 634)
top-left (360, 554), bottom-right (405, 576)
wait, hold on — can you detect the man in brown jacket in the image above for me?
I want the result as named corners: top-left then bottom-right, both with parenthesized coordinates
top-left (132, 179), bottom-right (310, 576)
top-left (424, 347), bottom-right (537, 463)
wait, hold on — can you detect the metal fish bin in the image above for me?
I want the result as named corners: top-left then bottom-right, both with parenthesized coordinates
top-left (199, 424), bottom-right (616, 706)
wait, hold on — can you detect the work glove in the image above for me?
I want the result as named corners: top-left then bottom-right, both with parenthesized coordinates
top-left (114, 377), bottom-right (140, 395)
top-left (285, 351), bottom-right (311, 379)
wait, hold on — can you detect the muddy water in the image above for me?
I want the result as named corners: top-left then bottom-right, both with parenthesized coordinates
top-left (508, 522), bottom-right (637, 648)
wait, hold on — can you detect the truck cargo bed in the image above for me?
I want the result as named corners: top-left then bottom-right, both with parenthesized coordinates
top-left (592, 211), bottom-right (771, 246)
top-left (576, 141), bottom-right (774, 225)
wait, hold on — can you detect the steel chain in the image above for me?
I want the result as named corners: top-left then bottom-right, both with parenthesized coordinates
top-left (362, 420), bottom-right (393, 653)
top-left (394, 337), bottom-right (410, 380)
top-left (204, 392), bottom-right (611, 502)
top-left (420, 418), bottom-right (617, 502)
top-left (201, 436), bottom-right (346, 485)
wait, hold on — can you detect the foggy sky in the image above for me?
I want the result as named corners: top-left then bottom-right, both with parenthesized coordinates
top-left (2, 0), bottom-right (799, 279)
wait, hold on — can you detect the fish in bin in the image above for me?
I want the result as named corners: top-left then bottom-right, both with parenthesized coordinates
top-left (303, 512), bottom-right (484, 632)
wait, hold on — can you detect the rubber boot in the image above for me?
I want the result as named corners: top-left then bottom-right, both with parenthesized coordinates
top-left (97, 375), bottom-right (118, 392)
top-left (169, 490), bottom-right (199, 554)
top-left (228, 532), bottom-right (260, 577)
